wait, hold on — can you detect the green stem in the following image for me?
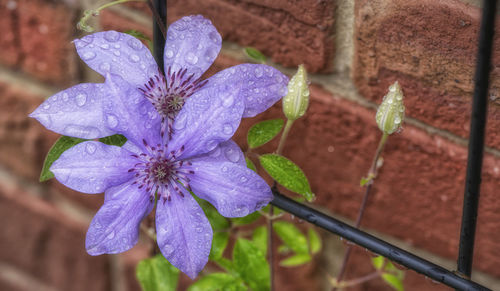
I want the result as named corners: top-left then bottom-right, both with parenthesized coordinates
top-left (332, 132), bottom-right (389, 291)
top-left (276, 119), bottom-right (294, 155)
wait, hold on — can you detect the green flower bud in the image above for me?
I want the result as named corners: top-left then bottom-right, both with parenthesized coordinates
top-left (283, 64), bottom-right (310, 121)
top-left (375, 81), bottom-right (405, 135)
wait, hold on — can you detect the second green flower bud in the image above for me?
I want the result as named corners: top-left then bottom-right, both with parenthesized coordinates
top-left (375, 81), bottom-right (405, 135)
top-left (283, 65), bottom-right (310, 121)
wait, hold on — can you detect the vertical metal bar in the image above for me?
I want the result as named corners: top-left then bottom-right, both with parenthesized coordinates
top-left (152, 0), bottom-right (166, 73)
top-left (457, 0), bottom-right (497, 278)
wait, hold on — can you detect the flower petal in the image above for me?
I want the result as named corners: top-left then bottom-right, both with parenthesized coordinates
top-left (86, 181), bottom-right (154, 255)
top-left (188, 152), bottom-right (273, 218)
top-left (50, 141), bottom-right (136, 194)
top-left (205, 64), bottom-right (289, 117)
top-left (156, 186), bottom-right (212, 279)
top-left (169, 84), bottom-right (244, 159)
top-left (103, 74), bottom-right (162, 150)
top-left (164, 15), bottom-right (221, 80)
top-left (75, 31), bottom-right (158, 88)
top-left (29, 83), bottom-right (115, 139)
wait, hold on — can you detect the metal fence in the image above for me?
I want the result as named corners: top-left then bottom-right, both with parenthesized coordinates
top-left (153, 0), bottom-right (496, 290)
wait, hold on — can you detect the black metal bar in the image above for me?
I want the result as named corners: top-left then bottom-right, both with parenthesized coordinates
top-left (271, 192), bottom-right (490, 291)
top-left (152, 0), bottom-right (166, 73)
top-left (457, 0), bottom-right (497, 278)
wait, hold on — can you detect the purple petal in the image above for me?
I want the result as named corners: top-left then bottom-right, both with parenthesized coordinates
top-left (86, 181), bottom-right (154, 255)
top-left (205, 64), bottom-right (289, 117)
top-left (29, 83), bottom-right (115, 139)
top-left (169, 84), bottom-right (244, 159)
top-left (164, 15), bottom-right (221, 80)
top-left (188, 147), bottom-right (272, 218)
top-left (75, 31), bottom-right (158, 88)
top-left (156, 186), bottom-right (212, 279)
top-left (103, 74), bottom-right (162, 150)
top-left (50, 141), bottom-right (136, 194)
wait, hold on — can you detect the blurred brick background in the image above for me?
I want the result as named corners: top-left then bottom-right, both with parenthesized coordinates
top-left (1, 0), bottom-right (500, 290)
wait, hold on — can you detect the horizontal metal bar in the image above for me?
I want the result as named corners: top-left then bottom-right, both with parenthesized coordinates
top-left (271, 192), bottom-right (490, 291)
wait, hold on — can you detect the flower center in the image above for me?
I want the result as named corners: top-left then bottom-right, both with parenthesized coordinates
top-left (139, 67), bottom-right (208, 139)
top-left (129, 139), bottom-right (194, 204)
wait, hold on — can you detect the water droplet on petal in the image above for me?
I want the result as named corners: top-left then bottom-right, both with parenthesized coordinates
top-left (165, 49), bottom-right (174, 58)
top-left (195, 227), bottom-right (203, 233)
top-left (129, 54), bottom-right (140, 63)
top-left (223, 123), bottom-right (233, 135)
top-left (86, 143), bottom-right (97, 154)
top-left (127, 38), bottom-right (143, 50)
top-left (62, 93), bottom-right (69, 101)
top-left (240, 176), bottom-right (248, 182)
top-left (255, 67), bottom-right (263, 77)
top-left (82, 51), bottom-right (96, 61)
top-left (222, 95), bottom-right (234, 107)
top-left (225, 148), bottom-right (239, 162)
top-left (75, 94), bottom-right (87, 106)
top-left (209, 146), bottom-right (221, 158)
top-left (104, 31), bottom-right (120, 42)
top-left (206, 140), bottom-right (218, 152)
top-left (221, 166), bottom-right (228, 172)
top-left (106, 114), bottom-right (118, 128)
top-left (43, 103), bottom-right (50, 109)
top-left (233, 205), bottom-right (249, 216)
top-left (185, 52), bottom-right (198, 65)
top-left (113, 50), bottom-right (121, 56)
top-left (209, 31), bottom-right (221, 44)
top-left (100, 44), bottom-right (110, 50)
top-left (162, 244), bottom-right (174, 255)
top-left (107, 232), bottom-right (115, 240)
top-left (204, 47), bottom-right (218, 62)
top-left (99, 62), bottom-right (111, 71)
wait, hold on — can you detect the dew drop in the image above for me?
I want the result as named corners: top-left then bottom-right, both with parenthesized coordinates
top-left (100, 43), bottom-right (110, 50)
top-left (222, 95), bottom-right (234, 107)
top-left (206, 140), bottom-right (218, 151)
top-left (223, 124), bottom-right (233, 135)
top-left (43, 103), bottom-right (50, 109)
top-left (233, 205), bottom-right (249, 216)
top-left (104, 31), bottom-right (120, 42)
top-left (63, 125), bottom-right (99, 137)
top-left (209, 31), bottom-right (221, 44)
top-left (204, 48), bottom-right (218, 62)
top-left (75, 94), bottom-right (87, 106)
top-left (129, 54), bottom-right (140, 63)
top-left (99, 62), bottom-right (111, 71)
top-left (394, 116), bottom-right (401, 124)
top-left (221, 166), bottom-right (228, 172)
top-left (37, 114), bottom-right (52, 126)
top-left (254, 67), bottom-right (263, 77)
top-left (165, 49), bottom-right (174, 58)
top-left (195, 227), bottom-right (203, 233)
top-left (162, 244), bottom-right (174, 255)
top-left (240, 176), bottom-right (248, 182)
top-left (144, 120), bottom-right (152, 129)
top-left (127, 38), bottom-right (143, 50)
top-left (185, 52), bottom-right (198, 65)
top-left (197, 43), bottom-right (203, 50)
top-left (86, 143), bottom-right (97, 154)
top-left (82, 51), bottom-right (96, 61)
top-left (209, 146), bottom-right (221, 158)
top-left (113, 50), bottom-right (121, 56)
top-left (225, 148), bottom-right (239, 162)
top-left (106, 114), bottom-right (118, 128)
top-left (62, 93), bottom-right (69, 101)
top-left (106, 232), bottom-right (115, 240)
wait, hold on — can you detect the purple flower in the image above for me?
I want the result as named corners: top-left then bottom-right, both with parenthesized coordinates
top-left (30, 15), bottom-right (288, 278)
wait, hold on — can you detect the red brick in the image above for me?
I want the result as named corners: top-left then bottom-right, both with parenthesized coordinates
top-left (167, 0), bottom-right (335, 73)
top-left (0, 181), bottom-right (110, 291)
top-left (0, 81), bottom-right (57, 181)
top-left (353, 0), bottom-right (500, 150)
top-left (233, 84), bottom-right (500, 284)
top-left (0, 0), bottom-right (21, 67)
top-left (15, 0), bottom-right (78, 85)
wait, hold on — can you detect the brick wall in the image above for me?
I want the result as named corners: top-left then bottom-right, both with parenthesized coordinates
top-left (1, 0), bottom-right (499, 290)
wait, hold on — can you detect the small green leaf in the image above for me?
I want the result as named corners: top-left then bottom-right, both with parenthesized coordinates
top-left (247, 119), bottom-right (284, 149)
top-left (381, 273), bottom-right (404, 291)
top-left (231, 211), bottom-right (261, 225)
top-left (99, 134), bottom-right (127, 147)
top-left (136, 254), bottom-right (180, 291)
top-left (252, 226), bottom-right (267, 256)
top-left (124, 29), bottom-right (153, 50)
top-left (273, 221), bottom-right (308, 255)
top-left (259, 154), bottom-right (314, 201)
top-left (246, 157), bottom-right (257, 172)
top-left (209, 232), bottom-right (229, 260)
top-left (188, 273), bottom-right (246, 291)
top-left (280, 253), bottom-right (311, 267)
top-left (233, 238), bottom-right (270, 291)
top-left (371, 255), bottom-right (384, 270)
top-left (244, 47), bottom-right (266, 63)
top-left (360, 177), bottom-right (369, 186)
top-left (40, 136), bottom-right (86, 182)
top-left (308, 228), bottom-right (321, 254)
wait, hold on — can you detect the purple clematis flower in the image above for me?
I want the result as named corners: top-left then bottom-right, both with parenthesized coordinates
top-left (30, 15), bottom-right (288, 278)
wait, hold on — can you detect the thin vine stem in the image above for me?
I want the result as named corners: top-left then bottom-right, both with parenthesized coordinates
top-left (332, 132), bottom-right (389, 290)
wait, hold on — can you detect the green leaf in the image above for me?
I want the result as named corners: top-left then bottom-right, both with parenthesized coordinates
top-left (273, 221), bottom-right (309, 255)
top-left (244, 47), bottom-right (266, 63)
top-left (259, 154), bottom-right (314, 201)
top-left (124, 29), bottom-right (153, 50)
top-left (40, 136), bottom-right (86, 182)
top-left (136, 254), bottom-right (180, 291)
top-left (247, 119), bottom-right (284, 149)
top-left (188, 273), bottom-right (246, 291)
top-left (280, 253), bottom-right (311, 267)
top-left (233, 238), bottom-right (270, 291)
top-left (371, 255), bottom-right (384, 270)
top-left (381, 273), bottom-right (404, 291)
top-left (99, 134), bottom-right (127, 147)
top-left (196, 198), bottom-right (230, 231)
top-left (252, 226), bottom-right (267, 256)
top-left (246, 157), bottom-right (257, 172)
top-left (308, 228), bottom-right (321, 254)
top-left (209, 232), bottom-right (229, 261)
top-left (231, 211), bottom-right (261, 226)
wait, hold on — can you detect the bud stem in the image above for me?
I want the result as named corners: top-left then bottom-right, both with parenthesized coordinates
top-left (276, 119), bottom-right (294, 155)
